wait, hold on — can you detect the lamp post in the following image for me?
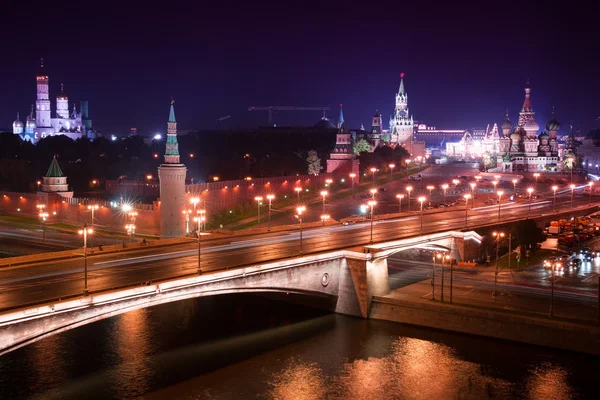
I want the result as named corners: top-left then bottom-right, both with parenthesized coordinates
top-left (470, 182), bottom-right (477, 197)
top-left (452, 179), bottom-right (459, 188)
top-left (569, 156), bottom-right (574, 183)
top-left (552, 185), bottom-right (558, 212)
top-left (463, 194), bottom-right (471, 227)
top-left (193, 215), bottom-right (205, 274)
top-left (266, 194), bottom-right (274, 231)
top-left (78, 223), bottom-right (93, 295)
top-left (367, 200), bottom-right (377, 243)
top-left (441, 184), bottom-right (448, 203)
top-left (512, 179), bottom-right (518, 193)
top-left (190, 196), bottom-right (200, 214)
top-left (432, 253), bottom-right (440, 300)
top-left (406, 186), bottom-right (413, 210)
top-left (370, 167), bottom-right (377, 184)
top-left (320, 190), bottom-right (328, 215)
top-left (125, 223), bottom-right (136, 242)
top-left (320, 214), bottom-right (330, 226)
top-left (87, 204), bottom-right (99, 227)
top-left (492, 231), bottom-right (505, 298)
top-left (533, 172), bottom-right (540, 187)
top-left (492, 180), bottom-right (498, 192)
top-left (127, 211), bottom-right (137, 241)
top-left (570, 183), bottom-right (575, 209)
top-left (38, 211), bottom-right (48, 243)
top-left (389, 163), bottom-right (395, 180)
top-left (396, 194), bottom-right (404, 213)
top-left (418, 196), bottom-right (426, 235)
top-left (527, 187), bottom-right (534, 218)
top-left (36, 180), bottom-right (41, 190)
top-left (589, 181), bottom-right (593, 205)
top-left (182, 209), bottom-right (191, 234)
top-left (349, 173), bottom-right (356, 195)
top-left (325, 178), bottom-right (333, 187)
top-left (198, 209), bottom-right (206, 231)
top-left (369, 188), bottom-right (377, 199)
top-left (294, 187), bottom-right (302, 201)
top-left (549, 261), bottom-right (561, 318)
top-left (497, 190), bottom-right (504, 222)
top-left (296, 206), bottom-right (306, 255)
top-left (254, 196), bottom-right (263, 224)
top-left (426, 185), bottom-right (434, 205)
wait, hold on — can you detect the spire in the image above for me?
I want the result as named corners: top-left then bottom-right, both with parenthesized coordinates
top-left (37, 57), bottom-right (47, 77)
top-left (29, 104), bottom-right (35, 120)
top-left (16, 112), bottom-right (19, 120)
top-left (169, 98), bottom-right (176, 123)
top-left (522, 84), bottom-right (532, 111)
top-left (337, 103), bottom-right (344, 129)
top-left (58, 83), bottom-right (67, 99)
top-left (399, 72), bottom-right (405, 95)
top-left (46, 156), bottom-right (65, 178)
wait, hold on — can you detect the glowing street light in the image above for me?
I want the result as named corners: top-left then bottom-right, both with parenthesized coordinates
top-left (320, 214), bottom-right (330, 226)
top-left (389, 163), bottom-right (395, 180)
top-left (367, 200), bottom-right (377, 244)
top-left (36, 180), bottom-right (41, 190)
top-left (294, 187), bottom-right (302, 201)
top-left (533, 172), bottom-right (540, 186)
top-left (497, 190), bottom-right (504, 222)
top-left (470, 182), bottom-right (476, 195)
top-left (125, 223), bottom-right (136, 242)
top-left (370, 188), bottom-right (377, 199)
top-left (370, 167), bottom-right (377, 184)
top-left (349, 173), bottom-right (356, 194)
top-left (418, 196), bottom-right (426, 235)
top-left (492, 180), bottom-right (498, 191)
top-left (492, 231), bottom-right (505, 298)
top-left (426, 185), bottom-right (434, 199)
top-left (38, 211), bottom-right (48, 243)
top-left (190, 196), bottom-right (200, 211)
top-left (296, 206), bottom-right (306, 255)
top-left (512, 179), bottom-right (518, 193)
top-left (463, 194), bottom-right (471, 226)
top-left (87, 204), bottom-right (99, 227)
top-left (441, 183), bottom-right (449, 203)
top-left (255, 196), bottom-right (263, 224)
top-left (570, 183), bottom-right (575, 209)
top-left (78, 223), bottom-right (93, 295)
top-left (320, 190), bottom-right (328, 215)
top-left (552, 185), bottom-right (558, 212)
top-left (266, 194), bottom-right (275, 231)
top-left (193, 215), bottom-right (206, 274)
top-left (527, 187), bottom-right (534, 218)
top-left (396, 194), bottom-right (404, 213)
top-left (406, 186), bottom-right (413, 210)
top-left (182, 209), bottom-right (192, 233)
top-left (452, 179), bottom-right (460, 186)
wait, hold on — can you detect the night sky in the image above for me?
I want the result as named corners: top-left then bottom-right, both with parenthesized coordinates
top-left (2, 1), bottom-right (598, 135)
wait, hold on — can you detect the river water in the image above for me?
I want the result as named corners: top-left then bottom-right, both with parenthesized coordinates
top-left (0, 294), bottom-right (596, 399)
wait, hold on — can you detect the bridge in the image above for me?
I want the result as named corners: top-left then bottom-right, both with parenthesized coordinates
top-left (0, 230), bottom-right (480, 355)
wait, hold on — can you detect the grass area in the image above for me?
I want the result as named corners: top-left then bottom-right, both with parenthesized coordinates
top-left (209, 166), bottom-right (428, 230)
top-left (494, 248), bottom-right (560, 270)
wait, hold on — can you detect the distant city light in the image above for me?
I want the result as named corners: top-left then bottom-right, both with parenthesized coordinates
top-left (111, 135), bottom-right (117, 141)
top-left (154, 134), bottom-right (162, 140)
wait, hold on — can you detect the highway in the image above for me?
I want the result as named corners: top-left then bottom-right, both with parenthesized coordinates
top-left (0, 195), bottom-right (596, 312)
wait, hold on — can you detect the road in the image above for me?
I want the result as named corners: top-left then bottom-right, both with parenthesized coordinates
top-left (0, 195), bottom-right (597, 312)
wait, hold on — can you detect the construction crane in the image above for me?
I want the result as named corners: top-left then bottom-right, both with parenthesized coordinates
top-left (215, 115), bottom-right (231, 128)
top-left (248, 106), bottom-right (330, 126)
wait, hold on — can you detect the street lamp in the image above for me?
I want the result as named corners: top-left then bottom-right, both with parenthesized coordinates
top-left (512, 179), bottom-right (518, 193)
top-left (441, 184), bottom-right (448, 203)
top-left (78, 223), bottom-right (93, 295)
top-left (497, 190), bottom-right (504, 221)
top-left (190, 196), bottom-right (200, 211)
top-left (396, 194), bottom-right (404, 213)
top-left (193, 215), bottom-right (206, 274)
top-left (325, 178), bottom-right (333, 187)
top-left (570, 183), bottom-right (575, 209)
top-left (552, 185), bottom-right (558, 212)
top-left (527, 187), bottom-right (534, 218)
top-left (463, 194), bottom-right (471, 226)
top-left (87, 204), bottom-right (99, 227)
top-left (349, 173), bottom-right (356, 194)
top-left (294, 187), bottom-right (302, 201)
top-left (320, 214), bottom-right (330, 226)
top-left (266, 194), bottom-right (275, 231)
top-left (368, 200), bottom-right (377, 244)
top-left (320, 190), bottom-right (328, 215)
top-left (125, 223), bottom-right (136, 242)
top-left (406, 186), bottom-right (413, 210)
top-left (370, 188), bottom-right (377, 199)
top-left (452, 179), bottom-right (459, 187)
top-left (370, 167), bottom-right (377, 184)
top-left (389, 163), bottom-right (395, 180)
top-left (492, 180), bottom-right (498, 191)
top-left (418, 196), bottom-right (426, 235)
top-left (38, 211), bottom-right (48, 243)
top-left (426, 185), bottom-right (434, 204)
top-left (533, 172), bottom-right (540, 187)
top-left (296, 206), bottom-right (306, 255)
top-left (470, 182), bottom-right (476, 195)
top-left (492, 231), bottom-right (505, 298)
top-left (182, 209), bottom-right (192, 234)
top-left (127, 211), bottom-right (137, 240)
top-left (589, 181), bottom-right (594, 205)
top-left (254, 196), bottom-right (263, 224)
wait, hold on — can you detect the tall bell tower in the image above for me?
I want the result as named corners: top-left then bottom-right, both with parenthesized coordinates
top-left (36, 58), bottom-right (51, 128)
top-left (158, 99), bottom-right (187, 237)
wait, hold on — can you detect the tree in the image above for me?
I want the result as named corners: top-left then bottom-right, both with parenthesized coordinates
top-left (353, 139), bottom-right (371, 154)
top-left (306, 150), bottom-right (322, 175)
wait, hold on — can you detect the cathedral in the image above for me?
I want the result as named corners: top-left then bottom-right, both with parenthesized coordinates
top-left (12, 59), bottom-right (93, 143)
top-left (496, 84), bottom-right (562, 172)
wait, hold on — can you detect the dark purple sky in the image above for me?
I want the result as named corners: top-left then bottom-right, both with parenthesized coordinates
top-left (2, 1), bottom-right (599, 135)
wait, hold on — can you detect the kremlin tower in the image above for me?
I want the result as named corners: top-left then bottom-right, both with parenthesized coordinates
top-left (158, 99), bottom-right (187, 237)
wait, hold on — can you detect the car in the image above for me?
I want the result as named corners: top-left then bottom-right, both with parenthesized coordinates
top-left (378, 187), bottom-right (386, 192)
top-left (568, 258), bottom-right (582, 270)
top-left (531, 194), bottom-right (540, 199)
top-left (342, 220), bottom-right (356, 226)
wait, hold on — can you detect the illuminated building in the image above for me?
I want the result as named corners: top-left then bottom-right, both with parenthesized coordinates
top-left (326, 105), bottom-right (359, 175)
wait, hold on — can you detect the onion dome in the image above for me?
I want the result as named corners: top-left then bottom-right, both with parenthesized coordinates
top-left (26, 118), bottom-right (37, 129)
top-left (524, 118), bottom-right (540, 132)
top-left (314, 117), bottom-right (336, 130)
top-left (13, 113), bottom-right (24, 129)
top-left (546, 108), bottom-right (560, 131)
top-left (510, 127), bottom-right (524, 141)
top-left (501, 110), bottom-right (512, 130)
top-left (538, 131), bottom-right (549, 140)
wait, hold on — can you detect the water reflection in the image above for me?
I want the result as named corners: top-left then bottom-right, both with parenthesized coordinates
top-left (526, 362), bottom-right (572, 400)
top-left (266, 358), bottom-right (327, 400)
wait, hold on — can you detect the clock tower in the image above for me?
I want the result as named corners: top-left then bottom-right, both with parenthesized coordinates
top-left (389, 72), bottom-right (414, 147)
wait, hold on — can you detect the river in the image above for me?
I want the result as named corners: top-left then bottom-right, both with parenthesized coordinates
top-left (0, 294), bottom-right (596, 399)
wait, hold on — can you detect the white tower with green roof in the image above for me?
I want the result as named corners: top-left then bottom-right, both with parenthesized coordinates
top-left (158, 99), bottom-right (187, 237)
